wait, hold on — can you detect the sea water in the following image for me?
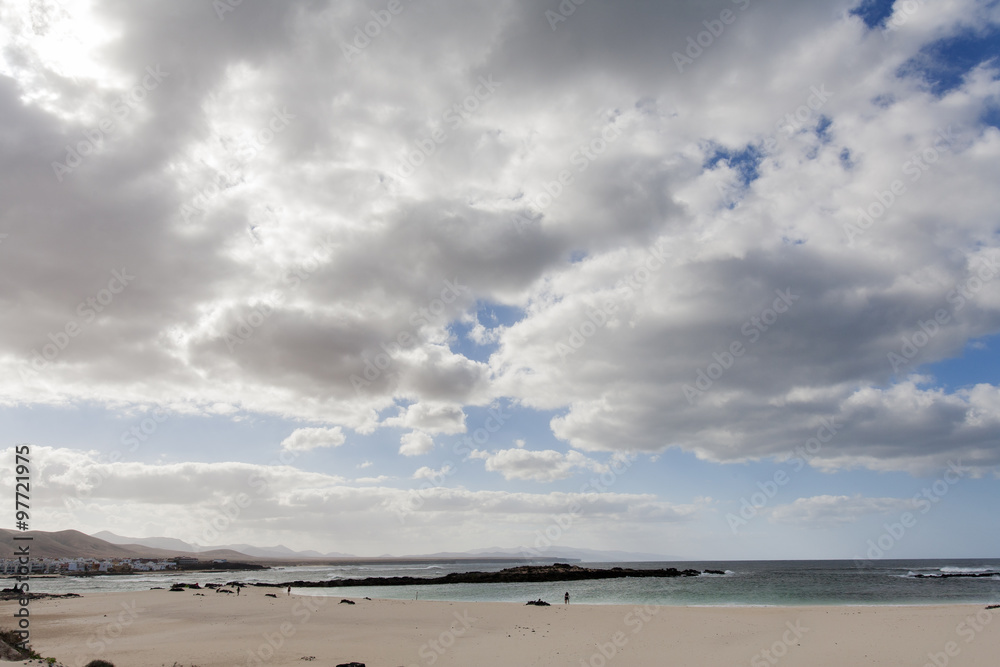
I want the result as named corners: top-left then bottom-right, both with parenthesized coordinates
top-left (20, 559), bottom-right (1000, 606)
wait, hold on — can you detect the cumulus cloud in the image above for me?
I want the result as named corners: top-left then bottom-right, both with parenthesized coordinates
top-left (0, 0), bottom-right (997, 503)
top-left (470, 447), bottom-right (607, 482)
top-left (413, 464), bottom-right (453, 481)
top-left (16, 446), bottom-right (696, 553)
top-left (399, 430), bottom-right (435, 456)
top-left (383, 402), bottom-right (467, 435)
top-left (280, 427), bottom-right (346, 453)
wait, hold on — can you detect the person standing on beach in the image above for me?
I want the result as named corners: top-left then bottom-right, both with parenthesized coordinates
top-left (287, 586), bottom-right (291, 596)
top-left (564, 592), bottom-right (569, 604)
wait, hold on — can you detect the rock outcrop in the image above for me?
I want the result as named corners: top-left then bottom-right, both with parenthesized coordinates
top-left (257, 564), bottom-right (711, 589)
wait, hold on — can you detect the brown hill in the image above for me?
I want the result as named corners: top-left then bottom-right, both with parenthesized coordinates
top-left (0, 529), bottom-right (253, 561)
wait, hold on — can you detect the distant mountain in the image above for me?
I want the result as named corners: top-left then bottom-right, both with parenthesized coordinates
top-left (94, 531), bottom-right (355, 559)
top-left (0, 529), bottom-right (252, 561)
top-left (410, 546), bottom-right (677, 562)
top-left (93, 531), bottom-right (198, 552)
top-left (1, 529), bottom-right (148, 559)
top-left (213, 543), bottom-right (354, 559)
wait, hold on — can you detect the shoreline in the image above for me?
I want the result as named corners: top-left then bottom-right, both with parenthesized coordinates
top-left (289, 590), bottom-right (1000, 608)
top-left (19, 580), bottom-right (1000, 609)
top-left (3, 590), bottom-right (998, 667)
top-left (11, 587), bottom-right (1000, 608)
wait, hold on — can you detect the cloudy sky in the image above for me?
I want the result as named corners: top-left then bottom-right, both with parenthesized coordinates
top-left (2, 0), bottom-right (999, 560)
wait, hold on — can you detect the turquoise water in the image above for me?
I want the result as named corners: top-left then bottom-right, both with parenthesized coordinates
top-left (22, 559), bottom-right (1000, 606)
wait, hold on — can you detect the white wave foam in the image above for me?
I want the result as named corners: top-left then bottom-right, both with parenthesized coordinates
top-left (940, 566), bottom-right (993, 574)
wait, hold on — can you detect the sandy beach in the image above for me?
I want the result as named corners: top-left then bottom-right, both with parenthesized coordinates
top-left (3, 587), bottom-right (998, 666)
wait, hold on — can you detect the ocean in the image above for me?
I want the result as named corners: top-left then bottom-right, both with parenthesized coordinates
top-left (21, 559), bottom-right (1000, 607)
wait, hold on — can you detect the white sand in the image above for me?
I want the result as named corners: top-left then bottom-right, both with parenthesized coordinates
top-left (3, 587), bottom-right (998, 666)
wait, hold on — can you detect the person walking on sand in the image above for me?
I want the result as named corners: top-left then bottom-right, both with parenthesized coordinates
top-left (564, 591), bottom-right (569, 604)
top-left (287, 586), bottom-right (291, 596)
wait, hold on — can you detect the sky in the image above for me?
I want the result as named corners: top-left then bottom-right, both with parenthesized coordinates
top-left (1, 0), bottom-right (999, 560)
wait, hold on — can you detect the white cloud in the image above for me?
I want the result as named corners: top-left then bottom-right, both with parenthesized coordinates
top-left (16, 446), bottom-right (698, 554)
top-left (399, 431), bottom-right (435, 457)
top-left (383, 402), bottom-right (467, 435)
top-left (471, 447), bottom-right (608, 482)
top-left (0, 0), bottom-right (997, 499)
top-left (768, 495), bottom-right (914, 527)
top-left (280, 427), bottom-right (346, 453)
top-left (412, 464), bottom-right (453, 481)
top-left (355, 476), bottom-right (392, 484)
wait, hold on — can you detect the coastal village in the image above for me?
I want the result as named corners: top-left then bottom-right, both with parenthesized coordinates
top-left (0, 556), bottom-right (205, 575)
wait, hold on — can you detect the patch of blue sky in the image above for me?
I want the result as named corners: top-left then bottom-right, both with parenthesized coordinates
top-left (447, 319), bottom-right (493, 362)
top-left (898, 26), bottom-right (1000, 97)
top-left (815, 115), bottom-right (833, 143)
top-left (840, 148), bottom-right (854, 170)
top-left (982, 102), bottom-right (1000, 130)
top-left (705, 144), bottom-right (763, 187)
top-left (723, 455), bottom-right (932, 506)
top-left (447, 301), bottom-right (525, 362)
top-left (477, 300), bottom-right (524, 329)
top-left (850, 0), bottom-right (896, 30)
top-left (920, 332), bottom-right (1000, 391)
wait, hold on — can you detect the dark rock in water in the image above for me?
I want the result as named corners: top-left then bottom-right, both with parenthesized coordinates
top-left (0, 587), bottom-right (82, 601)
top-left (987, 604), bottom-right (999, 610)
top-left (335, 663), bottom-right (365, 667)
top-left (340, 599), bottom-right (356, 604)
top-left (364, 597), bottom-right (371, 600)
top-left (526, 599), bottom-right (550, 606)
top-left (704, 569), bottom-right (726, 575)
top-left (265, 593), bottom-right (277, 598)
top-left (261, 564), bottom-right (715, 589)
